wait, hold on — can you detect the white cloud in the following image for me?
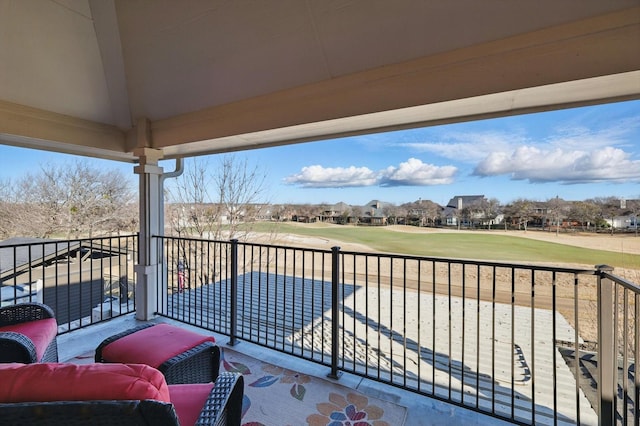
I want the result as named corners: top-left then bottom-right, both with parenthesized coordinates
top-left (549, 116), bottom-right (640, 151)
top-left (380, 158), bottom-right (457, 186)
top-left (400, 131), bottom-right (522, 163)
top-left (283, 165), bottom-right (378, 188)
top-left (474, 146), bottom-right (640, 183)
top-left (284, 159), bottom-right (456, 188)
top-left (401, 116), bottom-right (640, 184)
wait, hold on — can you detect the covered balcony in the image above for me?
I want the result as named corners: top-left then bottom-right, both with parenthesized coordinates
top-left (2, 234), bottom-right (638, 425)
top-left (1, 1), bottom-right (640, 425)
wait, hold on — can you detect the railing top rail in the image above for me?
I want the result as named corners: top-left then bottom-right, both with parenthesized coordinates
top-left (338, 248), bottom-right (600, 275)
top-left (0, 234), bottom-right (138, 249)
top-left (599, 269), bottom-right (640, 293)
top-left (152, 234), bottom-right (231, 245)
top-left (238, 241), bottom-right (333, 255)
top-left (153, 235), bottom-right (333, 255)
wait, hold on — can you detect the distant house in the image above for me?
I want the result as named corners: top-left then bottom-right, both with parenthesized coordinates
top-left (619, 198), bottom-right (640, 230)
top-left (319, 202), bottom-right (351, 224)
top-left (360, 200), bottom-right (392, 226)
top-left (404, 198), bottom-right (444, 227)
top-left (0, 237), bottom-right (133, 323)
top-left (442, 195), bottom-right (486, 227)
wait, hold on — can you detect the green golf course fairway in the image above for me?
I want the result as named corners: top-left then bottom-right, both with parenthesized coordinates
top-left (249, 223), bottom-right (640, 270)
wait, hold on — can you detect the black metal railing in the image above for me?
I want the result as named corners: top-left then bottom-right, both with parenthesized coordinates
top-left (0, 235), bottom-right (137, 333)
top-left (153, 235), bottom-right (639, 426)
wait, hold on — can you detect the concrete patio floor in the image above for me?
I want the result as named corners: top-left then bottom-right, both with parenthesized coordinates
top-left (58, 313), bottom-right (515, 426)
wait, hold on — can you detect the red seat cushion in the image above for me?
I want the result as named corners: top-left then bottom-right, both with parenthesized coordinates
top-left (101, 324), bottom-right (215, 368)
top-left (0, 318), bottom-right (57, 361)
top-left (0, 362), bottom-right (170, 403)
top-left (169, 383), bottom-right (215, 426)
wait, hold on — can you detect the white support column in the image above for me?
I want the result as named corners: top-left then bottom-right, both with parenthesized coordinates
top-left (133, 123), bottom-right (164, 320)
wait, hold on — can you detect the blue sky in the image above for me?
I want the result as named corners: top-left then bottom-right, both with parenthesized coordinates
top-left (1, 100), bottom-right (639, 207)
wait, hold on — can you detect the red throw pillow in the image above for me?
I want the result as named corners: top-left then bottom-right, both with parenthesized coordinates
top-left (0, 362), bottom-right (170, 403)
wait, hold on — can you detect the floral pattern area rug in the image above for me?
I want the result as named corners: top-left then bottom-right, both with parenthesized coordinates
top-left (220, 348), bottom-right (407, 426)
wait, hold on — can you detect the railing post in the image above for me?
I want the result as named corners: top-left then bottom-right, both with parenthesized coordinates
top-left (228, 239), bottom-right (239, 346)
top-left (328, 246), bottom-right (342, 379)
top-left (133, 144), bottom-right (164, 320)
top-left (596, 264), bottom-right (615, 426)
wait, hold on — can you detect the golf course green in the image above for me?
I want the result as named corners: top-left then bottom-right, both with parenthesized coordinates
top-left (249, 222), bottom-right (640, 270)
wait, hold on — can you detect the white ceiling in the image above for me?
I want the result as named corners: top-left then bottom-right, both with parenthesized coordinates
top-left (1, 0), bottom-right (639, 162)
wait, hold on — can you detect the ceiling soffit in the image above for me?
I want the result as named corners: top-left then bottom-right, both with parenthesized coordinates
top-left (0, 2), bottom-right (638, 162)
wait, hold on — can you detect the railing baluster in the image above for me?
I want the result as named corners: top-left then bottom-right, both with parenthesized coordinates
top-left (574, 274), bottom-right (581, 426)
top-left (635, 292), bottom-right (639, 426)
top-left (511, 267), bottom-right (515, 421)
top-left (491, 265), bottom-right (496, 415)
top-left (552, 271), bottom-right (558, 426)
top-left (461, 262), bottom-right (466, 404)
top-left (448, 261), bottom-right (453, 400)
top-left (228, 239), bottom-right (238, 346)
top-left (531, 269), bottom-right (536, 424)
top-left (476, 264), bottom-right (480, 410)
top-left (432, 260), bottom-right (436, 396)
top-left (623, 288), bottom-right (629, 426)
top-left (328, 246), bottom-right (341, 379)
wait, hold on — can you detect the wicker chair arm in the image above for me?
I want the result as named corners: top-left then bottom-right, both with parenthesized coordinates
top-left (196, 372), bottom-right (244, 426)
top-left (0, 331), bottom-right (38, 363)
top-left (160, 341), bottom-right (220, 384)
top-left (0, 302), bottom-right (55, 326)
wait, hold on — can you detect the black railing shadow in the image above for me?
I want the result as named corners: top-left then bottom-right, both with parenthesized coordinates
top-left (165, 270), bottom-right (587, 425)
top-left (340, 303), bottom-right (579, 425)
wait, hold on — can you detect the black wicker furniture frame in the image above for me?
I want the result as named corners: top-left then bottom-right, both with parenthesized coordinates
top-left (95, 323), bottom-right (220, 384)
top-left (0, 302), bottom-right (58, 363)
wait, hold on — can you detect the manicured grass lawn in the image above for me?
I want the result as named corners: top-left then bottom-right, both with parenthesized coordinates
top-left (249, 222), bottom-right (640, 269)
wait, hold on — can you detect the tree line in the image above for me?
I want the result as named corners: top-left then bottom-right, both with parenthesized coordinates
top-left (1, 158), bottom-right (637, 240)
top-left (273, 196), bottom-right (640, 234)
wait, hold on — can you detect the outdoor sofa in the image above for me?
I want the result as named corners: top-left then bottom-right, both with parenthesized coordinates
top-left (0, 362), bottom-right (244, 425)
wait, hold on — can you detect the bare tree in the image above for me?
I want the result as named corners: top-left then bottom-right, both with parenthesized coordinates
top-left (0, 179), bottom-right (15, 238)
top-left (591, 196), bottom-right (621, 235)
top-left (350, 206), bottom-right (363, 225)
top-left (504, 198), bottom-right (535, 231)
top-left (3, 162), bottom-right (136, 238)
top-left (382, 204), bottom-right (399, 225)
top-left (168, 156), bottom-right (269, 240)
top-left (546, 196), bottom-right (569, 235)
top-left (568, 201), bottom-right (598, 231)
top-left (216, 156), bottom-right (269, 239)
top-left (483, 197), bottom-right (501, 230)
top-left (166, 155), bottom-right (270, 287)
top-left (167, 158), bottom-right (218, 238)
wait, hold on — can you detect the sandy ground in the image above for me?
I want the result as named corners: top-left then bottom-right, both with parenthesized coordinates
top-left (260, 224), bottom-right (639, 344)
